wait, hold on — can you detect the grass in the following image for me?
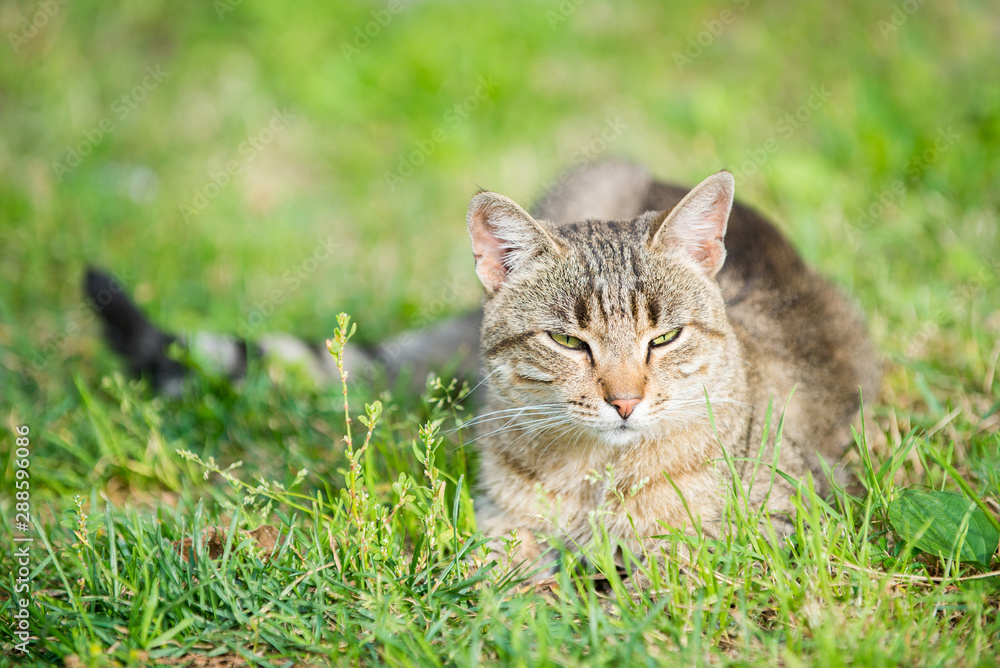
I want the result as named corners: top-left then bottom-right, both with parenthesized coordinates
top-left (2, 0), bottom-right (999, 665)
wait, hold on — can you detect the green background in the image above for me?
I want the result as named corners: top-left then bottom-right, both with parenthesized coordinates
top-left (2, 0), bottom-right (999, 665)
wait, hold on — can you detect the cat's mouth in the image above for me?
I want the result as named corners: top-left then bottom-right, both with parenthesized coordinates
top-left (597, 421), bottom-right (645, 446)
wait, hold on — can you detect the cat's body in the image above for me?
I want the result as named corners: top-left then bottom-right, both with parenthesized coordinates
top-left (467, 162), bottom-right (878, 570)
top-left (86, 160), bottom-right (879, 578)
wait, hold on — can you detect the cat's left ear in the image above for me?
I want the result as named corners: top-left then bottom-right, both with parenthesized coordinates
top-left (649, 170), bottom-right (734, 278)
top-left (467, 191), bottom-right (561, 295)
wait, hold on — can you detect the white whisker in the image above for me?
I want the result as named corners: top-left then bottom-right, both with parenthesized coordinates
top-left (462, 414), bottom-right (575, 449)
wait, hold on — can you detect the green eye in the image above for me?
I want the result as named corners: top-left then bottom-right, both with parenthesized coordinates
top-left (650, 329), bottom-right (681, 347)
top-left (549, 332), bottom-right (585, 349)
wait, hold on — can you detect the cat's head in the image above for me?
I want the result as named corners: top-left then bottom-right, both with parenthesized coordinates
top-left (467, 171), bottom-right (740, 447)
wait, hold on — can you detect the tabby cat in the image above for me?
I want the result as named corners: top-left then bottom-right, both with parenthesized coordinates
top-left (86, 160), bottom-right (879, 578)
top-left (465, 161), bottom-right (879, 574)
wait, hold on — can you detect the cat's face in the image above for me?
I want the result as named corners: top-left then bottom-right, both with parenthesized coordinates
top-left (468, 171), bottom-right (738, 447)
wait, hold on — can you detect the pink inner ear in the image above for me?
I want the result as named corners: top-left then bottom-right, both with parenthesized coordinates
top-left (654, 171), bottom-right (734, 277)
top-left (467, 190), bottom-right (560, 293)
top-left (469, 209), bottom-right (509, 291)
top-left (692, 236), bottom-right (723, 270)
top-left (693, 198), bottom-right (727, 270)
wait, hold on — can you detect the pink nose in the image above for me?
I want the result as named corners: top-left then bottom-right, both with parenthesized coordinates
top-left (608, 397), bottom-right (640, 419)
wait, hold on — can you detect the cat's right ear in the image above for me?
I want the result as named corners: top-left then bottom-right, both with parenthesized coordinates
top-left (649, 170), bottom-right (735, 278)
top-left (467, 192), bottom-right (561, 295)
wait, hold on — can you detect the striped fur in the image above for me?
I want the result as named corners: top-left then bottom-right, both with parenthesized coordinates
top-left (83, 268), bottom-right (481, 396)
top-left (85, 159), bottom-right (879, 583)
top-left (468, 161), bottom-right (879, 577)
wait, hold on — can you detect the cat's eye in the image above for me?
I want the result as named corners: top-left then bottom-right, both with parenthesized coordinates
top-left (549, 332), bottom-right (586, 349)
top-left (650, 328), bottom-right (681, 347)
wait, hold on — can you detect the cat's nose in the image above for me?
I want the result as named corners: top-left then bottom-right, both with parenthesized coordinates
top-left (608, 397), bottom-right (641, 419)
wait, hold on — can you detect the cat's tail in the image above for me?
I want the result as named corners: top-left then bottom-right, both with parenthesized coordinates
top-left (85, 267), bottom-right (293, 395)
top-left (84, 267), bottom-right (190, 395)
top-left (84, 267), bottom-right (482, 395)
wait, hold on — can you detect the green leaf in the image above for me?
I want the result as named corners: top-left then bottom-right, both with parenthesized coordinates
top-left (887, 489), bottom-right (999, 568)
top-left (147, 617), bottom-right (194, 649)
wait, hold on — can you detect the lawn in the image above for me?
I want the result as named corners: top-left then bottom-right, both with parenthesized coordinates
top-left (2, 0), bottom-right (999, 665)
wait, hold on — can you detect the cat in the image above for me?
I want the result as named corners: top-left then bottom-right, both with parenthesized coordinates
top-left (85, 159), bottom-right (879, 579)
top-left (466, 161), bottom-right (879, 575)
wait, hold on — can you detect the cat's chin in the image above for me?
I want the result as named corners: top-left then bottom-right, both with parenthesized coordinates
top-left (597, 424), bottom-right (646, 447)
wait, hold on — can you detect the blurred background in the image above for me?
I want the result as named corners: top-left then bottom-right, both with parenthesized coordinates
top-left (1, 0), bottom-right (998, 429)
top-left (3, 6), bottom-right (998, 661)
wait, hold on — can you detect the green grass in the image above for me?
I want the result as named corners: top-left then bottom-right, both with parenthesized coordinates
top-left (2, 0), bottom-right (1000, 665)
